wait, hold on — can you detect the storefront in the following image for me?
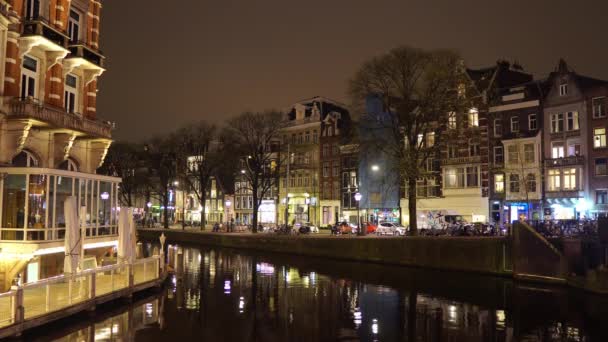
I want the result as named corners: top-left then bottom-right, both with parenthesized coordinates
top-left (360, 208), bottom-right (400, 224)
top-left (258, 200), bottom-right (277, 224)
top-left (545, 198), bottom-right (589, 220)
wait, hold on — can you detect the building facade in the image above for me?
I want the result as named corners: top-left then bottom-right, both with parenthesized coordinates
top-left (0, 0), bottom-right (116, 290)
top-left (279, 96), bottom-right (348, 226)
top-left (488, 81), bottom-right (546, 223)
top-left (339, 143), bottom-right (359, 224)
top-left (543, 60), bottom-right (608, 220)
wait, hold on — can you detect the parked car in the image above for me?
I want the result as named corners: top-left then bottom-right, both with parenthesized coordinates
top-left (376, 222), bottom-right (407, 236)
top-left (294, 222), bottom-right (319, 233)
top-left (365, 222), bottom-right (377, 234)
top-left (338, 222), bottom-right (353, 234)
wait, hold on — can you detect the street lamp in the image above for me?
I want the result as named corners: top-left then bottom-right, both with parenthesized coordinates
top-left (354, 192), bottom-right (362, 236)
top-left (225, 199), bottom-right (232, 229)
top-left (371, 165), bottom-right (380, 172)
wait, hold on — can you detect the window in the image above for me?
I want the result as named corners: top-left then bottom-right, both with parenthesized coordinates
top-left (468, 108), bottom-right (479, 127)
top-left (25, 0), bottom-right (40, 19)
top-left (563, 168), bottom-right (577, 190)
top-left (332, 163), bottom-right (339, 177)
top-left (12, 150), bottom-right (38, 167)
top-left (594, 128), bottom-right (607, 148)
top-left (551, 113), bottom-right (564, 133)
top-left (448, 146), bottom-right (457, 159)
top-left (596, 158), bottom-right (607, 176)
top-left (508, 145), bottom-right (519, 164)
top-left (64, 74), bottom-right (78, 114)
top-left (332, 144), bottom-right (340, 155)
top-left (529, 114), bottom-right (537, 130)
top-left (291, 134), bottom-right (296, 144)
top-left (593, 97), bottom-right (606, 118)
top-left (417, 134), bottom-right (424, 147)
top-left (552, 142), bottom-right (565, 158)
top-left (445, 167), bottom-right (478, 188)
top-left (448, 112), bottom-right (456, 129)
top-left (297, 133), bottom-right (303, 144)
top-left (305, 131), bottom-right (310, 143)
top-left (597, 191), bottom-right (608, 204)
top-left (509, 174), bottom-right (520, 193)
top-left (524, 144), bottom-right (534, 163)
top-left (466, 167), bottom-right (479, 187)
top-left (322, 145), bottom-right (329, 157)
top-left (322, 162), bottom-right (329, 177)
top-left (426, 132), bottom-right (435, 147)
top-left (494, 146), bottom-right (504, 164)
top-left (469, 140), bottom-right (479, 156)
top-left (566, 112), bottom-right (579, 131)
top-left (21, 55), bottom-right (38, 99)
top-left (510, 117), bottom-right (519, 132)
top-left (548, 169), bottom-right (561, 191)
top-left (495, 174), bottom-right (504, 193)
top-left (526, 174), bottom-right (536, 192)
top-left (494, 119), bottom-right (502, 137)
top-left (568, 143), bottom-right (581, 156)
top-left (68, 9), bottom-right (81, 42)
top-left (312, 130), bottom-right (318, 143)
top-left (559, 82), bottom-right (568, 96)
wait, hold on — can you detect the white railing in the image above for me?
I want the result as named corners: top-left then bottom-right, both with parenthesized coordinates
top-left (0, 255), bottom-right (161, 327)
top-left (0, 292), bottom-right (16, 328)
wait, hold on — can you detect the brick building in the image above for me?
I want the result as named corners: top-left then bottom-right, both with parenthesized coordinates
top-left (0, 0), bottom-right (116, 290)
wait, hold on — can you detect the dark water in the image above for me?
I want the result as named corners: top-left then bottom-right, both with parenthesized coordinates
top-left (15, 244), bottom-right (608, 341)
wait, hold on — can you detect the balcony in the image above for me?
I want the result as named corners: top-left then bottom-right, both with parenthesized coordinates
top-left (441, 155), bottom-right (481, 165)
top-left (7, 98), bottom-right (112, 139)
top-left (544, 155), bottom-right (585, 167)
top-left (22, 17), bottom-right (69, 48)
top-left (67, 41), bottom-right (105, 68)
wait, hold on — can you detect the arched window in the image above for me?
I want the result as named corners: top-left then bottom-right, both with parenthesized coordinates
top-left (12, 150), bottom-right (39, 167)
top-left (59, 158), bottom-right (78, 172)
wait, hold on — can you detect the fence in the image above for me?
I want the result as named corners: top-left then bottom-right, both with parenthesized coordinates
top-left (0, 256), bottom-right (161, 328)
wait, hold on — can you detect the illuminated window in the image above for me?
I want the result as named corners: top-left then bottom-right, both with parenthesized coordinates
top-left (566, 112), bottom-right (579, 131)
top-left (552, 142), bottom-right (564, 158)
top-left (468, 108), bottom-right (479, 127)
top-left (548, 169), bottom-right (561, 191)
top-left (563, 168), bottom-right (577, 190)
top-left (594, 128), bottom-right (607, 148)
top-left (426, 132), bottom-right (435, 147)
top-left (551, 113), bottom-right (564, 133)
top-left (448, 112), bottom-right (456, 129)
top-left (494, 174), bottom-right (504, 193)
top-left (559, 82), bottom-right (568, 96)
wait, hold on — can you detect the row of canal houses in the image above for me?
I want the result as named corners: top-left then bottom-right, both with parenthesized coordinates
top-left (229, 60), bottom-right (608, 229)
top-left (0, 1), bottom-right (119, 291)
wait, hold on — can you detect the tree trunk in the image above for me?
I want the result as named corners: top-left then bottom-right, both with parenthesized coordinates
top-left (163, 193), bottom-right (169, 229)
top-left (252, 188), bottom-right (259, 233)
top-left (408, 178), bottom-right (418, 235)
top-left (200, 192), bottom-right (207, 231)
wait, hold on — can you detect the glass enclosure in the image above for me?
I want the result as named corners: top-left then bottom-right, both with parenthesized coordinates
top-left (0, 168), bottom-right (120, 241)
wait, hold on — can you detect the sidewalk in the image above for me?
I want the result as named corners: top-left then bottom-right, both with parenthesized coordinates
top-left (138, 224), bottom-right (334, 236)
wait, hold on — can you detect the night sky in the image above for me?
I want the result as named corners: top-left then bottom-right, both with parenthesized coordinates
top-left (99, 0), bottom-right (608, 142)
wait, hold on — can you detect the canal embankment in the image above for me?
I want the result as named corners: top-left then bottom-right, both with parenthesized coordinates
top-left (138, 229), bottom-right (513, 276)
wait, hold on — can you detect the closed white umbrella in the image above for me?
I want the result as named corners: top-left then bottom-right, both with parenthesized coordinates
top-left (129, 208), bottom-right (138, 262)
top-left (119, 208), bottom-right (136, 264)
top-left (63, 196), bottom-right (80, 275)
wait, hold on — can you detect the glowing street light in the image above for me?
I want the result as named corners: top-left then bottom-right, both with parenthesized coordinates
top-left (371, 165), bottom-right (380, 172)
top-left (355, 192), bottom-right (363, 236)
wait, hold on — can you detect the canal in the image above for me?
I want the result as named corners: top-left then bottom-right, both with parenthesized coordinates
top-left (12, 244), bottom-right (608, 341)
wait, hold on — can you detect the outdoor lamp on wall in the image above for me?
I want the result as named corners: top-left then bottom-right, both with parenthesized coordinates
top-left (100, 192), bottom-right (110, 200)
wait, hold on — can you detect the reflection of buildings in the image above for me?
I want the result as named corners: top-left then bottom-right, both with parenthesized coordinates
top-left (0, 0), bottom-right (119, 291)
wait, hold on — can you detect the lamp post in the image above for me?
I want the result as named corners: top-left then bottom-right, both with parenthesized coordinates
top-left (146, 201), bottom-right (152, 228)
top-left (355, 192), bottom-right (362, 236)
top-left (100, 192), bottom-right (109, 232)
top-left (225, 199), bottom-right (232, 231)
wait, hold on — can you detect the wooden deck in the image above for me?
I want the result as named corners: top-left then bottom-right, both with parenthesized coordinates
top-left (0, 256), bottom-right (164, 338)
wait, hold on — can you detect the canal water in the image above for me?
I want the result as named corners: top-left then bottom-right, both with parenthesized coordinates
top-left (13, 244), bottom-right (608, 341)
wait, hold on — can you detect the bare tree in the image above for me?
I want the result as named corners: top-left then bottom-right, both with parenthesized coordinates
top-left (173, 122), bottom-right (224, 230)
top-left (99, 142), bottom-right (143, 207)
top-left (143, 135), bottom-right (179, 229)
top-left (224, 111), bottom-right (285, 233)
top-left (349, 46), bottom-right (471, 234)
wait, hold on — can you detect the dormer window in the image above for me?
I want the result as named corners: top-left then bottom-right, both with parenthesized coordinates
top-left (68, 9), bottom-right (82, 42)
top-left (559, 82), bottom-right (568, 96)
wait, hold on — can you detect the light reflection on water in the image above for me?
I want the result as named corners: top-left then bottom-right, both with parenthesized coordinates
top-left (16, 245), bottom-right (608, 341)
